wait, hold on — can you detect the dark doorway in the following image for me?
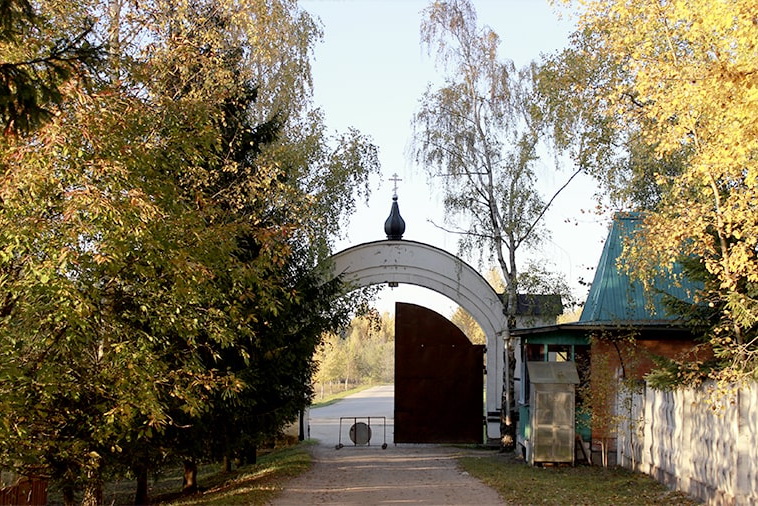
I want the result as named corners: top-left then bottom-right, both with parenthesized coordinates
top-left (394, 302), bottom-right (485, 443)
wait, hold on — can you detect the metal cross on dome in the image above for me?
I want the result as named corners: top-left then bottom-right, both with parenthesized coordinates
top-left (388, 173), bottom-right (402, 197)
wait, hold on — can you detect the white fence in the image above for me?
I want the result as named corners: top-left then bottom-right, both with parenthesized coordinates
top-left (616, 382), bottom-right (758, 505)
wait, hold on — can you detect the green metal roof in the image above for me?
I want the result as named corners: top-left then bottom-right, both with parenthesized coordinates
top-left (579, 213), bottom-right (700, 324)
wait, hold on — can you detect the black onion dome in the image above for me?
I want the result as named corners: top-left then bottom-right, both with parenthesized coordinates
top-left (384, 195), bottom-right (405, 240)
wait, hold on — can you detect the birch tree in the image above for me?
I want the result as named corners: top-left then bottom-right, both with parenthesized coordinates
top-left (412, 0), bottom-right (577, 448)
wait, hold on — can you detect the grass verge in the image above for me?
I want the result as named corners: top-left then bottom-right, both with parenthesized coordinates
top-left (458, 451), bottom-right (699, 506)
top-left (310, 383), bottom-right (377, 409)
top-left (59, 443), bottom-right (315, 506)
top-left (154, 443), bottom-right (314, 505)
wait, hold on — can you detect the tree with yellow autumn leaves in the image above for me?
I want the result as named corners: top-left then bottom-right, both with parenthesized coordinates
top-left (559, 0), bottom-right (758, 384)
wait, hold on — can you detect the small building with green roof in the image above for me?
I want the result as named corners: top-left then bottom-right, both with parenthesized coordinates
top-left (512, 212), bottom-right (704, 464)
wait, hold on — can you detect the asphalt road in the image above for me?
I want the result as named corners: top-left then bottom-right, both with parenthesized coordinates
top-left (307, 385), bottom-right (395, 448)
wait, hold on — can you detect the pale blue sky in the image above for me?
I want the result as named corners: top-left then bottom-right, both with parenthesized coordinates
top-left (301, 0), bottom-right (611, 315)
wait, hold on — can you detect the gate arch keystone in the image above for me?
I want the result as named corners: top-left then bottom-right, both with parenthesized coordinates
top-left (328, 240), bottom-right (506, 441)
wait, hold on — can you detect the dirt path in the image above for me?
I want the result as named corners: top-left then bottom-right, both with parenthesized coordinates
top-left (269, 386), bottom-right (504, 505)
top-left (269, 443), bottom-right (505, 505)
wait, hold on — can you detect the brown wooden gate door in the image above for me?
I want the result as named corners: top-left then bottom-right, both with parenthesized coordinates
top-left (394, 302), bottom-right (485, 443)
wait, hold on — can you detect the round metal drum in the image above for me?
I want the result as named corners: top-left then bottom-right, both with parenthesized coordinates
top-left (349, 422), bottom-right (372, 445)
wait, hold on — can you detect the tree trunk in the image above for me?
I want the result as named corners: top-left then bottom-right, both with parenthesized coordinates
top-left (62, 485), bottom-right (76, 506)
top-left (182, 460), bottom-right (198, 493)
top-left (499, 276), bottom-right (518, 452)
top-left (504, 342), bottom-right (517, 450)
top-left (222, 454), bottom-right (232, 473)
top-left (134, 462), bottom-right (149, 505)
top-left (247, 444), bottom-right (257, 465)
top-left (81, 464), bottom-right (103, 506)
top-left (500, 332), bottom-right (516, 452)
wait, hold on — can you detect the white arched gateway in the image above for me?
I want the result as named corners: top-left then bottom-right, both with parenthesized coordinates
top-left (328, 239), bottom-right (506, 441)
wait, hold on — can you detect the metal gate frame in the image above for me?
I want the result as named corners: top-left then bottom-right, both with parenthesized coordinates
top-left (335, 416), bottom-right (388, 449)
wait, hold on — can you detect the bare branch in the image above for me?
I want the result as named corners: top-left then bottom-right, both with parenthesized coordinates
top-left (517, 164), bottom-right (585, 245)
top-left (427, 219), bottom-right (494, 240)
